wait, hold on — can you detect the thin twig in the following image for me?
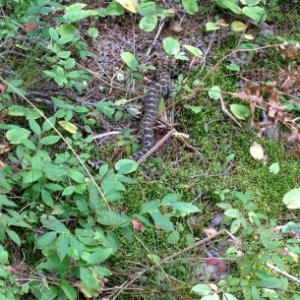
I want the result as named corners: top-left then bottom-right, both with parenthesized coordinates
top-left (146, 20), bottom-right (165, 57)
top-left (266, 262), bottom-right (300, 285)
top-left (92, 131), bottom-right (122, 140)
top-left (219, 94), bottom-right (242, 128)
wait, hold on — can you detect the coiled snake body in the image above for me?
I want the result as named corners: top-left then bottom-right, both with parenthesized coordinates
top-left (130, 63), bottom-right (188, 161)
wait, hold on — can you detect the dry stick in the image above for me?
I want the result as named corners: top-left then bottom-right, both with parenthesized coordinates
top-left (219, 94), bottom-right (242, 128)
top-left (266, 262), bottom-right (300, 285)
top-left (0, 76), bottom-right (111, 210)
top-left (111, 229), bottom-right (232, 299)
top-left (92, 131), bottom-right (122, 140)
top-left (146, 20), bottom-right (165, 57)
top-left (136, 128), bottom-right (176, 165)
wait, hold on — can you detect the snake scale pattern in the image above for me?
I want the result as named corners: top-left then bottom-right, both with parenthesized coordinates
top-left (129, 63), bottom-right (188, 161)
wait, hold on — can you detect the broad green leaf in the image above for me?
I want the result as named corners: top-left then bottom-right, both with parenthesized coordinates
top-left (167, 231), bottom-right (180, 244)
top-left (220, 0), bottom-right (242, 14)
top-left (106, 1), bottom-right (125, 16)
top-left (223, 293), bottom-right (238, 300)
top-left (162, 193), bottom-right (180, 204)
top-left (230, 218), bottom-right (241, 233)
top-left (0, 195), bottom-right (17, 208)
top-left (62, 186), bottom-right (75, 196)
top-left (41, 189), bottom-right (54, 207)
top-left (230, 104), bottom-right (250, 120)
top-left (44, 220), bottom-right (68, 233)
top-left (56, 233), bottom-right (70, 261)
top-left (163, 37), bottom-right (180, 56)
top-left (63, 3), bottom-right (98, 23)
top-left (6, 128), bottom-right (30, 144)
top-left (208, 86), bottom-right (221, 100)
top-left (23, 170), bottom-right (43, 184)
top-left (29, 119), bottom-right (41, 135)
top-left (37, 231), bottom-right (57, 248)
top-left (79, 267), bottom-right (99, 288)
top-left (191, 283), bottom-right (212, 296)
top-left (183, 44), bottom-right (203, 57)
top-left (49, 27), bottom-right (59, 40)
top-left (115, 159), bottom-right (138, 174)
top-left (68, 169), bottom-right (85, 183)
top-left (141, 200), bottom-right (161, 213)
top-left (242, 6), bottom-right (266, 22)
top-left (172, 202), bottom-right (200, 215)
top-left (139, 15), bottom-right (157, 32)
top-left (6, 229), bottom-right (21, 246)
top-left (224, 208), bottom-right (241, 218)
top-left (97, 210), bottom-right (131, 227)
top-left (182, 0), bottom-right (198, 14)
top-left (40, 135), bottom-right (61, 145)
top-left (269, 162), bottom-right (280, 174)
top-left (226, 63), bottom-right (240, 72)
top-left (231, 21), bottom-right (247, 32)
top-left (283, 188), bottom-right (300, 209)
top-left (61, 281), bottom-right (77, 300)
top-left (149, 211), bottom-right (174, 231)
top-left (57, 51), bottom-right (71, 59)
top-left (87, 27), bottom-right (99, 38)
top-left (82, 248), bottom-right (113, 264)
top-left (120, 52), bottom-right (139, 71)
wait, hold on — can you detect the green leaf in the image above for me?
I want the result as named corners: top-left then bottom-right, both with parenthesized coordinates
top-left (68, 169), bottom-right (85, 183)
top-left (0, 195), bottom-right (17, 208)
top-left (61, 281), bottom-right (77, 300)
top-left (226, 63), bottom-right (240, 72)
top-left (115, 159), bottom-right (138, 174)
top-left (6, 127), bottom-right (30, 144)
top-left (242, 6), bottom-right (266, 22)
top-left (40, 135), bottom-right (61, 145)
top-left (230, 218), bottom-right (241, 233)
top-left (62, 186), bottom-right (75, 196)
top-left (162, 193), bottom-right (180, 204)
top-left (191, 283), bottom-right (212, 296)
top-left (44, 220), bottom-right (68, 233)
top-left (220, 0), bottom-right (242, 14)
top-left (150, 211), bottom-right (174, 231)
top-left (139, 15), bottom-right (157, 32)
top-left (41, 189), bottom-right (54, 207)
top-left (49, 27), bottom-right (59, 40)
top-left (206, 22), bottom-right (220, 31)
top-left (82, 248), bottom-right (113, 264)
top-left (97, 210), bottom-right (131, 227)
top-left (182, 0), bottom-right (198, 14)
top-left (283, 188), bottom-right (300, 209)
top-left (224, 208), bottom-right (241, 218)
top-left (23, 170), bottom-right (43, 184)
top-left (57, 51), bottom-right (71, 59)
top-left (29, 119), bottom-right (41, 135)
top-left (183, 44), bottom-right (203, 57)
top-left (87, 27), bottom-right (99, 38)
top-left (231, 21), bottom-right (247, 32)
top-left (223, 293), bottom-right (238, 300)
top-left (171, 202), bottom-right (200, 215)
top-left (208, 86), bottom-right (221, 100)
top-left (202, 294), bottom-right (220, 300)
top-left (79, 267), bottom-right (98, 288)
top-left (56, 233), bottom-right (70, 261)
top-left (63, 3), bottom-right (98, 23)
top-left (269, 163), bottom-right (280, 174)
top-left (120, 52), bottom-right (139, 71)
top-left (37, 231), bottom-right (57, 248)
top-left (163, 37), bottom-right (180, 56)
top-left (230, 104), bottom-right (250, 120)
top-left (167, 231), bottom-right (180, 244)
top-left (6, 229), bottom-right (21, 246)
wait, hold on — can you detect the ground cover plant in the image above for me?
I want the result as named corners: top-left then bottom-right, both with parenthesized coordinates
top-left (0, 0), bottom-right (300, 299)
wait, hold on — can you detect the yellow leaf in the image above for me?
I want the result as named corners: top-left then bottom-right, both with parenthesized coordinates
top-left (244, 33), bottom-right (254, 40)
top-left (250, 142), bottom-right (264, 160)
top-left (231, 21), bottom-right (247, 32)
top-left (58, 121), bottom-right (78, 134)
top-left (116, 0), bottom-right (139, 13)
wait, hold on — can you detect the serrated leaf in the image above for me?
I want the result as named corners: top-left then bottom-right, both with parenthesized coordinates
top-left (150, 211), bottom-right (174, 231)
top-left (68, 169), bottom-right (85, 183)
top-left (97, 210), bottom-right (131, 227)
top-left (230, 218), bottom-right (241, 233)
top-left (44, 220), bottom-right (68, 233)
top-left (230, 104), bottom-right (250, 120)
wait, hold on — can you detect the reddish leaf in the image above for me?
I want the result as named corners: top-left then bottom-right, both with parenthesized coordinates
top-left (132, 219), bottom-right (144, 233)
